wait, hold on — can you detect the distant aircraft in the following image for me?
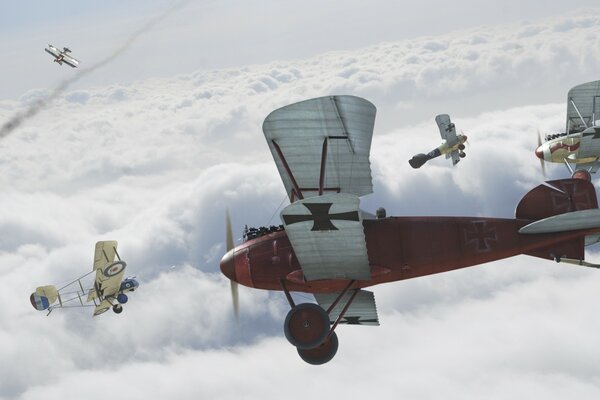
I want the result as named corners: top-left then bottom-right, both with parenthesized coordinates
top-left (44, 44), bottom-right (80, 68)
top-left (30, 241), bottom-right (138, 316)
top-left (409, 114), bottom-right (468, 168)
top-left (535, 80), bottom-right (600, 175)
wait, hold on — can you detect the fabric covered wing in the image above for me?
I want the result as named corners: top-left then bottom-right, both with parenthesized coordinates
top-left (281, 193), bottom-right (370, 281)
top-left (566, 80), bottom-right (600, 133)
top-left (45, 47), bottom-right (60, 57)
top-left (93, 241), bottom-right (119, 271)
top-left (451, 150), bottom-right (460, 165)
top-left (435, 114), bottom-right (458, 146)
top-left (314, 290), bottom-right (379, 326)
top-left (263, 95), bottom-right (376, 202)
top-left (61, 56), bottom-right (79, 67)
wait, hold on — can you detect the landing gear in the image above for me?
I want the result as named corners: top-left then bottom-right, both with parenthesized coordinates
top-left (459, 151), bottom-right (466, 158)
top-left (458, 144), bottom-right (465, 150)
top-left (284, 303), bottom-right (330, 349)
top-left (117, 293), bottom-right (128, 304)
top-left (112, 304), bottom-right (123, 314)
top-left (280, 279), bottom-right (358, 365)
top-left (297, 331), bottom-right (339, 365)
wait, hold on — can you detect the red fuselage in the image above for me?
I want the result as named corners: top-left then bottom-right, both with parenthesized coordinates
top-left (220, 216), bottom-right (589, 293)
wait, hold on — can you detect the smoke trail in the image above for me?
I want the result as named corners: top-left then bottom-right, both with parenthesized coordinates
top-left (0, 0), bottom-right (190, 138)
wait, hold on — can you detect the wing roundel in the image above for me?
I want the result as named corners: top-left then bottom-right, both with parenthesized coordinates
top-left (263, 95), bottom-right (376, 202)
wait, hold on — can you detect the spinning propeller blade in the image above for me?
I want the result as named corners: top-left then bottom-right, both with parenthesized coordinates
top-left (225, 210), bottom-right (239, 320)
top-left (537, 130), bottom-right (546, 177)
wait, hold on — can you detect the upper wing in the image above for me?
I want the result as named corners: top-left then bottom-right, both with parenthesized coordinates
top-left (435, 114), bottom-right (458, 146)
top-left (45, 47), bottom-right (60, 58)
top-left (280, 192), bottom-right (370, 281)
top-left (263, 95), bottom-right (376, 202)
top-left (93, 241), bottom-right (119, 271)
top-left (87, 241), bottom-right (124, 302)
top-left (314, 289), bottom-right (379, 326)
top-left (566, 80), bottom-right (600, 133)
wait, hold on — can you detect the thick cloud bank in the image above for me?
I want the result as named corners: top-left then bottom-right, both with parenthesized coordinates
top-left (1, 11), bottom-right (600, 399)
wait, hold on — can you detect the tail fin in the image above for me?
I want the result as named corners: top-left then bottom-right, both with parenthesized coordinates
top-left (30, 285), bottom-right (58, 311)
top-left (517, 178), bottom-right (599, 262)
top-left (516, 178), bottom-right (598, 221)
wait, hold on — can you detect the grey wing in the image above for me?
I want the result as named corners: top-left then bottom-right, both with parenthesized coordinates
top-left (263, 95), bottom-right (375, 202)
top-left (314, 290), bottom-right (379, 326)
top-left (566, 80), bottom-right (600, 133)
top-left (451, 149), bottom-right (460, 166)
top-left (280, 193), bottom-right (370, 281)
top-left (45, 47), bottom-right (59, 58)
top-left (435, 114), bottom-right (458, 146)
top-left (61, 56), bottom-right (79, 68)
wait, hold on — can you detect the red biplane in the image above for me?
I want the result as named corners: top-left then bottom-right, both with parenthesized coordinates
top-left (220, 95), bottom-right (600, 365)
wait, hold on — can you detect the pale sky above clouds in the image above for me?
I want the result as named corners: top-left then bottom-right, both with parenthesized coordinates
top-left (1, 2), bottom-right (600, 399)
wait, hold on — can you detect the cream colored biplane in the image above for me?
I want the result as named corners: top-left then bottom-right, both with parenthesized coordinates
top-left (30, 241), bottom-right (138, 316)
top-left (409, 114), bottom-right (468, 168)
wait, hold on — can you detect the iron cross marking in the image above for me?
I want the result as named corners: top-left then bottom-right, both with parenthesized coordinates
top-left (283, 203), bottom-right (359, 231)
top-left (551, 181), bottom-right (592, 213)
top-left (464, 221), bottom-right (497, 252)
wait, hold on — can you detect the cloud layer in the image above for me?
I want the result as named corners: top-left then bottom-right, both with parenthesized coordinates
top-left (2, 11), bottom-right (600, 399)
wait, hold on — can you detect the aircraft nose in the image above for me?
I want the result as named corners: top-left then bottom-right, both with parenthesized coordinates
top-left (220, 249), bottom-right (237, 282)
top-left (535, 145), bottom-right (544, 160)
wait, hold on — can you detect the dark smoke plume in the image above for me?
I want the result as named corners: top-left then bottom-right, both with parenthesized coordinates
top-left (0, 0), bottom-right (190, 139)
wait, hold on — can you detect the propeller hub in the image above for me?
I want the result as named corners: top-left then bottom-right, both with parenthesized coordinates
top-left (220, 249), bottom-right (236, 282)
top-left (535, 145), bottom-right (544, 160)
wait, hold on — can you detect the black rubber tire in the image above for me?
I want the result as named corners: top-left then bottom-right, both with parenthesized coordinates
top-left (297, 331), bottom-right (339, 365)
top-left (284, 303), bottom-right (330, 350)
top-left (113, 304), bottom-right (123, 314)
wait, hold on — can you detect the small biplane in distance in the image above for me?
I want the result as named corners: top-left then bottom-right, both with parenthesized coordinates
top-left (221, 95), bottom-right (600, 365)
top-left (30, 241), bottom-right (138, 316)
top-left (409, 114), bottom-right (468, 168)
top-left (535, 80), bottom-right (600, 175)
top-left (44, 44), bottom-right (80, 68)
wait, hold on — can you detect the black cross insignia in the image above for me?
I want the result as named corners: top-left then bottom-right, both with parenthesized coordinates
top-left (283, 203), bottom-right (359, 231)
top-left (550, 181), bottom-right (592, 213)
top-left (464, 221), bottom-right (497, 252)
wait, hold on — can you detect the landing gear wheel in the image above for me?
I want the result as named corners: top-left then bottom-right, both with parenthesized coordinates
top-left (117, 293), bottom-right (128, 304)
top-left (459, 151), bottom-right (466, 158)
top-left (458, 144), bottom-right (465, 150)
top-left (297, 331), bottom-right (339, 365)
top-left (284, 303), bottom-right (330, 350)
top-left (113, 304), bottom-right (123, 314)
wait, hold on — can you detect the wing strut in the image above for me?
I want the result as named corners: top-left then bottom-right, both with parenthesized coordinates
top-left (570, 98), bottom-right (589, 128)
top-left (563, 158), bottom-right (574, 174)
top-left (271, 140), bottom-right (303, 201)
top-left (319, 139), bottom-right (328, 196)
top-left (114, 247), bottom-right (121, 261)
top-left (327, 289), bottom-right (359, 339)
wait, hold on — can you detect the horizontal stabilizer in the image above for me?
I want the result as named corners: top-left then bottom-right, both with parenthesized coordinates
top-left (519, 209), bottom-right (600, 234)
top-left (30, 285), bottom-right (58, 311)
top-left (315, 289), bottom-right (379, 326)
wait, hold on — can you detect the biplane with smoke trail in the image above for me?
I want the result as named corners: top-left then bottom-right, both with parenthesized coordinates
top-left (44, 44), bottom-right (80, 68)
top-left (30, 241), bottom-right (138, 316)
